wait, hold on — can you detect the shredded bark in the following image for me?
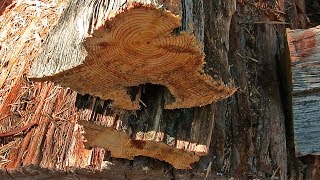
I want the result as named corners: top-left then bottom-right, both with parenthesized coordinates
top-left (0, 122), bottom-right (37, 138)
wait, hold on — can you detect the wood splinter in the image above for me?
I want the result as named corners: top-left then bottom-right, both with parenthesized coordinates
top-left (29, 2), bottom-right (236, 110)
top-left (0, 122), bottom-right (38, 138)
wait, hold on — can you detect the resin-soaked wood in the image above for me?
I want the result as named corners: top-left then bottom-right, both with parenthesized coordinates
top-left (30, 3), bottom-right (235, 110)
top-left (286, 25), bottom-right (320, 156)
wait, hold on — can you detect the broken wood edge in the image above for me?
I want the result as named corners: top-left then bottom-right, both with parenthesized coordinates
top-left (79, 120), bottom-right (208, 169)
top-left (29, 4), bottom-right (236, 110)
top-left (286, 25), bottom-right (320, 63)
top-left (286, 25), bottom-right (320, 156)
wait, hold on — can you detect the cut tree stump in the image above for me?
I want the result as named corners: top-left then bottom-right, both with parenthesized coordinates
top-left (29, 1), bottom-right (235, 110)
top-left (2, 0), bottom-right (317, 178)
top-left (286, 25), bottom-right (320, 156)
top-left (13, 0), bottom-right (234, 169)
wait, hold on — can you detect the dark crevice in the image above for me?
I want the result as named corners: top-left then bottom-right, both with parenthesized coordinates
top-left (305, 0), bottom-right (320, 25)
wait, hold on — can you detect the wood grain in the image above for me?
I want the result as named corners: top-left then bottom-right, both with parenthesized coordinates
top-left (30, 1), bottom-right (236, 110)
top-left (287, 25), bottom-right (320, 156)
top-left (1, 0), bottom-right (312, 179)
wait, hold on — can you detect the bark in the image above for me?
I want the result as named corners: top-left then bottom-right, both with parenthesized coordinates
top-left (0, 0), bottom-right (319, 179)
top-left (1, 0), bottom-right (236, 171)
top-left (71, 0), bottom-right (235, 169)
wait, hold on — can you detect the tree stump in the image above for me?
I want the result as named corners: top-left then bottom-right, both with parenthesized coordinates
top-left (29, 1), bottom-right (235, 110)
top-left (23, 0), bottom-right (237, 169)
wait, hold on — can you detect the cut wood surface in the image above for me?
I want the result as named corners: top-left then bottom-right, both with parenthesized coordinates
top-left (30, 2), bottom-right (235, 110)
top-left (0, 0), bottom-right (218, 171)
top-left (2, 0), bottom-right (315, 179)
top-left (286, 25), bottom-right (320, 156)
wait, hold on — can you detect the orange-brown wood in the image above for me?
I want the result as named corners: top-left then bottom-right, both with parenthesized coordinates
top-left (30, 4), bottom-right (235, 110)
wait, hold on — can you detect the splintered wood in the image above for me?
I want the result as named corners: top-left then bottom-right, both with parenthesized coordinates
top-left (80, 120), bottom-right (200, 169)
top-left (286, 25), bottom-right (320, 156)
top-left (30, 3), bottom-right (236, 110)
top-left (75, 85), bottom-right (214, 169)
top-left (0, 0), bottom-right (98, 173)
top-left (0, 0), bottom-right (234, 173)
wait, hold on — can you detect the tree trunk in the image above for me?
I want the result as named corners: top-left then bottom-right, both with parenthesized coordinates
top-left (0, 0), bottom-right (319, 179)
top-left (29, 0), bottom-right (235, 110)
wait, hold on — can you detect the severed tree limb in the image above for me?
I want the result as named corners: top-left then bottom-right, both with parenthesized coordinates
top-left (26, 0), bottom-right (236, 169)
top-left (29, 1), bottom-right (236, 110)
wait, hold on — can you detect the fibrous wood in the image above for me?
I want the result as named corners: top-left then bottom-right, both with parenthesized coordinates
top-left (0, 0), bottom-right (220, 171)
top-left (30, 1), bottom-right (235, 110)
top-left (80, 121), bottom-right (199, 169)
top-left (76, 84), bottom-right (214, 169)
top-left (1, 0), bottom-right (313, 179)
top-left (0, 0), bottom-right (13, 16)
top-left (23, 0), bottom-right (233, 168)
top-left (286, 25), bottom-right (320, 156)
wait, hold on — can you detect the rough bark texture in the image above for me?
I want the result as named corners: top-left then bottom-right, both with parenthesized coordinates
top-left (206, 0), bottom-right (289, 178)
top-left (71, 0), bottom-right (234, 169)
top-left (1, 0), bottom-right (234, 172)
top-left (0, 0), bottom-right (319, 179)
top-left (286, 25), bottom-right (320, 156)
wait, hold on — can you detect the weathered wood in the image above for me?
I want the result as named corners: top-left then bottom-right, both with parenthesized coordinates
top-left (207, 1), bottom-right (288, 179)
top-left (80, 121), bottom-right (199, 169)
top-left (71, 0), bottom-right (233, 169)
top-left (29, 0), bottom-right (235, 110)
top-left (286, 25), bottom-right (320, 156)
top-left (75, 84), bottom-right (213, 169)
top-left (24, 0), bottom-right (233, 169)
top-left (0, 0), bottom-right (318, 179)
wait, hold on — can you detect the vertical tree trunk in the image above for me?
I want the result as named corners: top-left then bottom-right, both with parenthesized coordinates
top-left (205, 1), bottom-right (289, 179)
